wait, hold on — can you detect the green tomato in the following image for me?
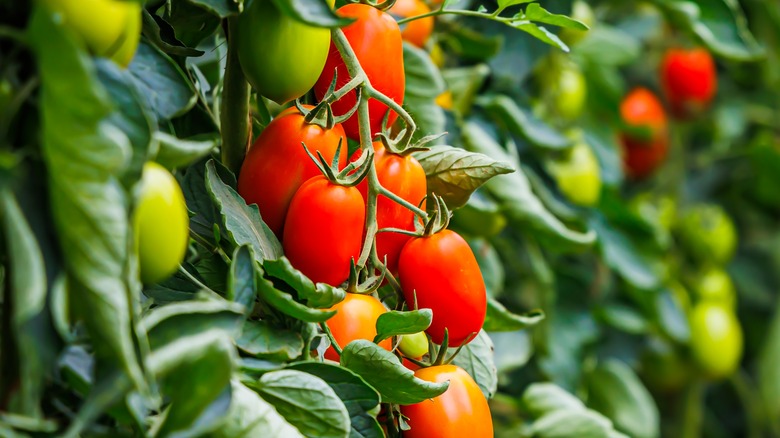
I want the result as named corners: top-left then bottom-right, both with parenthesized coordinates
top-left (630, 192), bottom-right (677, 232)
top-left (399, 331), bottom-right (429, 359)
top-left (548, 139), bottom-right (601, 207)
top-left (236, 0), bottom-right (334, 104)
top-left (559, 0), bottom-right (595, 46)
top-left (39, 0), bottom-right (141, 67)
top-left (692, 266), bottom-right (736, 308)
top-left (134, 162), bottom-right (190, 284)
top-left (678, 204), bottom-right (737, 265)
top-left (689, 302), bottom-right (743, 379)
top-left (553, 64), bottom-right (587, 120)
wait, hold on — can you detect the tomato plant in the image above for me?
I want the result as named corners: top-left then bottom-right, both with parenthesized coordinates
top-left (661, 47), bottom-right (718, 118)
top-left (620, 87), bottom-right (669, 179)
top-left (400, 365), bottom-right (493, 438)
top-left (398, 229), bottom-right (487, 346)
top-left (236, 0), bottom-right (334, 104)
top-left (134, 162), bottom-right (190, 285)
top-left (314, 4), bottom-right (405, 140)
top-left (324, 293), bottom-right (392, 361)
top-left (238, 105), bottom-right (347, 237)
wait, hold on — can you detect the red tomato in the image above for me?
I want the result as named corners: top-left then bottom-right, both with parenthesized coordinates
top-left (354, 143), bottom-right (427, 273)
top-left (324, 293), bottom-right (392, 361)
top-left (283, 176), bottom-right (365, 286)
top-left (398, 230), bottom-right (487, 346)
top-left (619, 87), bottom-right (669, 179)
top-left (400, 365), bottom-right (493, 438)
top-left (389, 0), bottom-right (434, 48)
top-left (314, 4), bottom-right (405, 141)
top-left (660, 47), bottom-right (717, 118)
top-left (237, 105), bottom-right (347, 237)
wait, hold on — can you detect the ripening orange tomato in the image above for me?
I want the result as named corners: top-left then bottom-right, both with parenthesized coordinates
top-left (389, 0), bottom-right (434, 48)
top-left (324, 293), bottom-right (392, 361)
top-left (619, 87), bottom-right (669, 179)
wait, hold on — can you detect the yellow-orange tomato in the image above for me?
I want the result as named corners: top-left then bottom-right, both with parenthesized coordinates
top-left (401, 365), bottom-right (493, 438)
top-left (389, 0), bottom-right (434, 48)
top-left (324, 294), bottom-right (392, 361)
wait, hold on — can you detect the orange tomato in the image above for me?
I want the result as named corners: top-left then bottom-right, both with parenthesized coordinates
top-left (389, 0), bottom-right (434, 48)
top-left (324, 294), bottom-right (392, 361)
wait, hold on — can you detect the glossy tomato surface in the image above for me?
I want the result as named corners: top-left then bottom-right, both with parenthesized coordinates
top-left (134, 162), bottom-right (189, 284)
top-left (548, 139), bottom-right (601, 207)
top-left (398, 331), bottom-right (429, 359)
top-left (283, 176), bottom-right (365, 286)
top-left (398, 230), bottom-right (487, 346)
top-left (314, 4), bottom-right (405, 140)
top-left (678, 203), bottom-right (737, 265)
top-left (620, 87), bottom-right (669, 179)
top-left (689, 302), bottom-right (743, 379)
top-left (238, 105), bottom-right (347, 237)
top-left (325, 293), bottom-right (391, 361)
top-left (356, 143), bottom-right (427, 273)
top-left (400, 365), bottom-right (493, 438)
top-left (661, 47), bottom-right (717, 117)
top-left (236, 0), bottom-right (334, 104)
top-left (389, 0), bottom-right (434, 48)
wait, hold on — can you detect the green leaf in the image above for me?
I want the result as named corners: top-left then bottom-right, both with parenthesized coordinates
top-left (653, 0), bottom-right (764, 61)
top-left (28, 7), bottom-right (145, 393)
top-left (477, 95), bottom-right (571, 150)
top-left (228, 246), bottom-right (257, 313)
top-left (288, 362), bottom-right (383, 438)
top-left (212, 380), bottom-right (303, 438)
top-left (140, 10), bottom-right (206, 57)
top-left (522, 382), bottom-right (586, 417)
top-left (596, 304), bottom-right (650, 335)
top-left (154, 132), bottom-right (217, 170)
top-left (527, 409), bottom-right (615, 437)
top-left (340, 340), bottom-right (449, 405)
top-left (442, 64), bottom-right (490, 115)
top-left (373, 309), bottom-right (433, 343)
top-left (575, 26), bottom-right (640, 66)
top-left (237, 319), bottom-right (304, 362)
top-left (0, 189), bottom-right (49, 417)
top-left (271, 0), bottom-right (353, 27)
top-left (450, 330), bottom-right (497, 399)
top-left (404, 43), bottom-right (446, 99)
top-left (205, 160), bottom-right (283, 263)
top-left (490, 331), bottom-right (534, 373)
top-left (523, 3), bottom-right (589, 30)
top-left (129, 41), bottom-right (197, 121)
top-left (188, 0), bottom-right (240, 17)
top-left (142, 299), bottom-right (244, 350)
top-left (497, 0), bottom-right (533, 11)
top-left (461, 122), bottom-right (596, 250)
top-left (484, 298), bottom-right (544, 332)
top-left (586, 360), bottom-right (660, 438)
top-left (413, 145), bottom-right (515, 209)
top-left (511, 22), bottom-right (570, 52)
top-left (256, 267), bottom-right (337, 323)
top-left (247, 370), bottom-right (351, 438)
top-left (181, 158), bottom-right (221, 243)
top-left (405, 96), bottom-right (447, 142)
top-left (263, 257), bottom-right (346, 309)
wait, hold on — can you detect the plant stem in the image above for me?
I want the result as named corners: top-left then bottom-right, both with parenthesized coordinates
top-left (395, 9), bottom-right (531, 25)
top-left (220, 17), bottom-right (250, 174)
top-left (679, 379), bottom-right (705, 438)
top-left (320, 321), bottom-right (342, 356)
top-left (526, 237), bottom-right (554, 356)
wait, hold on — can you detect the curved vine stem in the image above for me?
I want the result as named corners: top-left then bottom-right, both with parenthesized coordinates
top-left (395, 8), bottom-right (533, 25)
top-left (220, 16), bottom-right (251, 174)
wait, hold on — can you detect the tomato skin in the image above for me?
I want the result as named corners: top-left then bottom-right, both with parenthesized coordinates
top-left (236, 0), bottom-right (333, 104)
top-left (389, 0), bottom-right (434, 48)
top-left (314, 4), bottom-right (405, 140)
top-left (398, 331), bottom-right (429, 359)
top-left (40, 0), bottom-right (140, 67)
top-left (548, 140), bottom-right (601, 207)
top-left (134, 163), bottom-right (190, 284)
top-left (238, 106), bottom-right (347, 237)
top-left (692, 267), bottom-right (736, 308)
top-left (678, 204), bottom-right (737, 265)
top-left (324, 294), bottom-right (392, 361)
top-left (400, 365), bottom-right (493, 438)
top-left (398, 230), bottom-right (487, 346)
top-left (689, 302), bottom-right (743, 379)
top-left (283, 176), bottom-right (365, 286)
top-left (355, 143), bottom-right (427, 273)
top-left (619, 87), bottom-right (669, 179)
top-left (661, 47), bottom-right (717, 118)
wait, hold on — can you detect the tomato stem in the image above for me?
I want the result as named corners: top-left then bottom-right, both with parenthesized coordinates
top-left (320, 321), bottom-right (343, 356)
top-left (220, 16), bottom-right (251, 174)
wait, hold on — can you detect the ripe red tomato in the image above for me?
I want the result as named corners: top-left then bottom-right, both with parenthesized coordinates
top-left (619, 87), bottom-right (669, 179)
top-left (660, 47), bottom-right (717, 118)
top-left (354, 143), bottom-right (427, 273)
top-left (324, 293), bottom-right (392, 361)
top-left (389, 0), bottom-right (434, 48)
top-left (237, 105), bottom-right (347, 237)
top-left (398, 230), bottom-right (487, 346)
top-left (283, 176), bottom-right (365, 286)
top-left (314, 4), bottom-right (405, 141)
top-left (400, 365), bottom-right (493, 438)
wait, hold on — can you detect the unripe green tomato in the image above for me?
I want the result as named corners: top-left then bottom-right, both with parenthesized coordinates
top-left (678, 204), bottom-right (737, 265)
top-left (689, 302), bottom-right (743, 379)
top-left (559, 0), bottom-right (595, 47)
top-left (629, 192), bottom-right (677, 232)
top-left (398, 331), bottom-right (428, 359)
top-left (236, 0), bottom-right (334, 104)
top-left (134, 162), bottom-right (190, 284)
top-left (692, 266), bottom-right (736, 308)
top-left (548, 140), bottom-right (601, 207)
top-left (39, 0), bottom-right (141, 67)
top-left (552, 65), bottom-right (587, 120)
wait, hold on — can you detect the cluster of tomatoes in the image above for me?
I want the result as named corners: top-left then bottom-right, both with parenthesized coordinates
top-left (236, 2), bottom-right (492, 435)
